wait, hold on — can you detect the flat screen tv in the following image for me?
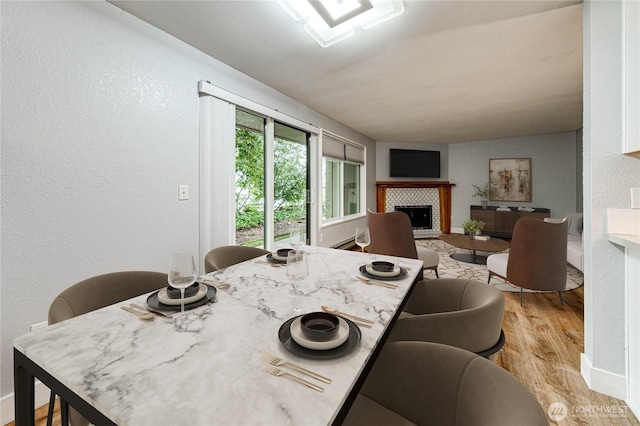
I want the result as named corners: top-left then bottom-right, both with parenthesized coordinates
top-left (389, 149), bottom-right (440, 178)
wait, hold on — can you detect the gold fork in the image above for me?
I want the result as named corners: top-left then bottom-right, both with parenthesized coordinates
top-left (356, 276), bottom-right (398, 289)
top-left (264, 364), bottom-right (324, 392)
top-left (262, 352), bottom-right (331, 384)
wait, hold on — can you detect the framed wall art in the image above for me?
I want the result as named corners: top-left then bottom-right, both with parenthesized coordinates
top-left (489, 158), bottom-right (532, 202)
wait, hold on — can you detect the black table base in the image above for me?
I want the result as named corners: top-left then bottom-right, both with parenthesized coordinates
top-left (450, 252), bottom-right (488, 265)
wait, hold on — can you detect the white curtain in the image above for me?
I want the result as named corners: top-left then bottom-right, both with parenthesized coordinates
top-left (199, 94), bottom-right (236, 267)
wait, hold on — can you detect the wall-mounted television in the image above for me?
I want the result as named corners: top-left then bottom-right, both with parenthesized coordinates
top-left (389, 149), bottom-right (441, 178)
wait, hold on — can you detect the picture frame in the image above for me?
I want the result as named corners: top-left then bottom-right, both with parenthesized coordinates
top-left (489, 158), bottom-right (532, 202)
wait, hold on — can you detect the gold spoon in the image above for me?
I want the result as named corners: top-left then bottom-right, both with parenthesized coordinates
top-left (121, 306), bottom-right (154, 321)
top-left (321, 306), bottom-right (374, 326)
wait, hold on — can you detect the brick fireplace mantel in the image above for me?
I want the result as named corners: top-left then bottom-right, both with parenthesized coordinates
top-left (376, 181), bottom-right (455, 234)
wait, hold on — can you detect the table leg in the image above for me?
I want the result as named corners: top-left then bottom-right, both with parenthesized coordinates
top-left (14, 349), bottom-right (36, 426)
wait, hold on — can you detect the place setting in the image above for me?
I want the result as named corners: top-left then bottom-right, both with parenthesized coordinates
top-left (277, 311), bottom-right (363, 360)
top-left (261, 228), bottom-right (307, 266)
top-left (263, 248), bottom-right (291, 265)
top-left (355, 260), bottom-right (407, 290)
top-left (146, 253), bottom-right (217, 315)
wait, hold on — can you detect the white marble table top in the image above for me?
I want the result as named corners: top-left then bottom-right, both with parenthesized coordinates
top-left (14, 246), bottom-right (423, 425)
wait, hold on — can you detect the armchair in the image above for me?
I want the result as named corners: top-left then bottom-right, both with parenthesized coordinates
top-left (487, 217), bottom-right (568, 305)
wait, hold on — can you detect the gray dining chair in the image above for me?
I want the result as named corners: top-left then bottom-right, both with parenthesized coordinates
top-left (204, 245), bottom-right (271, 273)
top-left (47, 271), bottom-right (168, 426)
top-left (387, 278), bottom-right (505, 358)
top-left (343, 341), bottom-right (548, 426)
top-left (367, 210), bottom-right (440, 279)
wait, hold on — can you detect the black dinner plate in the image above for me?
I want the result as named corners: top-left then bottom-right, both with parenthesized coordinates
top-left (146, 284), bottom-right (217, 312)
top-left (278, 315), bottom-right (361, 360)
top-left (359, 265), bottom-right (408, 281)
top-left (266, 253), bottom-right (287, 264)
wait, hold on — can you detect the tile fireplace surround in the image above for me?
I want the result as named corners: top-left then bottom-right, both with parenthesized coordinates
top-left (376, 181), bottom-right (455, 234)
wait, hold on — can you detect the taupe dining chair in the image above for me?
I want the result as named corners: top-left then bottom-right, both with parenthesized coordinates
top-left (387, 278), bottom-right (505, 357)
top-left (47, 271), bottom-right (168, 426)
top-left (366, 210), bottom-right (439, 279)
top-left (204, 245), bottom-right (271, 273)
top-left (487, 217), bottom-right (568, 305)
top-left (343, 341), bottom-right (548, 426)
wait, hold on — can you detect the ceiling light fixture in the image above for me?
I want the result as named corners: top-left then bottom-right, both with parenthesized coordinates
top-left (278, 0), bottom-right (404, 47)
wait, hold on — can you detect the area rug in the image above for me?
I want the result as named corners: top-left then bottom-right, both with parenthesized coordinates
top-left (416, 239), bottom-right (583, 293)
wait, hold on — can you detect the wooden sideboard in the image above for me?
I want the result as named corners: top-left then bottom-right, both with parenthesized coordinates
top-left (470, 206), bottom-right (550, 238)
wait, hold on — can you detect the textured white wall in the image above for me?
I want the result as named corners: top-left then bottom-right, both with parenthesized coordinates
top-left (583, 0), bottom-right (640, 382)
top-left (447, 132), bottom-right (578, 228)
top-left (0, 1), bottom-right (373, 399)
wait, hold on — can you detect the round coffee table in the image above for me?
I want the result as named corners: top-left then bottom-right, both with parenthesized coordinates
top-left (439, 234), bottom-right (510, 265)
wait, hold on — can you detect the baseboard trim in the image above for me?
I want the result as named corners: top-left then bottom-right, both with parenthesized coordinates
top-left (1, 380), bottom-right (51, 425)
top-left (580, 353), bottom-right (627, 400)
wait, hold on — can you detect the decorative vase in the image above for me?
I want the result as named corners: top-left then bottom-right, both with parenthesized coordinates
top-left (468, 231), bottom-right (476, 240)
top-left (481, 200), bottom-right (488, 209)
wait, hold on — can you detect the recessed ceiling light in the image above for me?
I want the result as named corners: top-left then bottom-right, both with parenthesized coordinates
top-left (278, 0), bottom-right (404, 47)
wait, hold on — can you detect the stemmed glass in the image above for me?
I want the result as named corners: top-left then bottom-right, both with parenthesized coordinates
top-left (290, 228), bottom-right (306, 248)
top-left (355, 227), bottom-right (370, 253)
top-left (168, 253), bottom-right (197, 314)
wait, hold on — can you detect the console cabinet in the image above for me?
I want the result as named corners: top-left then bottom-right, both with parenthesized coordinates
top-left (470, 206), bottom-right (550, 238)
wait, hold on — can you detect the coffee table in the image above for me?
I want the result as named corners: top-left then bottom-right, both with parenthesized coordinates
top-left (439, 234), bottom-right (509, 265)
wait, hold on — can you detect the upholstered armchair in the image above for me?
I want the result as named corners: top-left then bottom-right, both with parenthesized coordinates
top-left (204, 245), bottom-right (270, 273)
top-left (387, 278), bottom-right (505, 357)
top-left (487, 217), bottom-right (568, 305)
top-left (343, 341), bottom-right (548, 426)
top-left (366, 210), bottom-right (439, 278)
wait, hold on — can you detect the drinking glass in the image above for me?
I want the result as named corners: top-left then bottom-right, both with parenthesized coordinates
top-left (355, 227), bottom-right (370, 253)
top-left (289, 228), bottom-right (306, 248)
top-left (286, 249), bottom-right (308, 281)
top-left (168, 253), bottom-right (197, 314)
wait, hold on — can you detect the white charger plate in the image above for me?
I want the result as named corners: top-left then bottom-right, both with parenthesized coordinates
top-left (290, 316), bottom-right (349, 350)
top-left (271, 249), bottom-right (293, 262)
top-left (365, 264), bottom-right (401, 278)
top-left (157, 283), bottom-right (208, 306)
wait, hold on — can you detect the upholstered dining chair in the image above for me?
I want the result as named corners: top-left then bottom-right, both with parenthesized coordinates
top-left (366, 210), bottom-right (439, 279)
top-left (342, 341), bottom-right (548, 426)
top-left (48, 271), bottom-right (168, 426)
top-left (387, 278), bottom-right (505, 357)
top-left (487, 217), bottom-right (568, 305)
top-left (204, 245), bottom-right (271, 273)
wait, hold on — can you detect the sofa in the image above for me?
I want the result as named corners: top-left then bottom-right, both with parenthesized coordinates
top-left (546, 213), bottom-right (583, 272)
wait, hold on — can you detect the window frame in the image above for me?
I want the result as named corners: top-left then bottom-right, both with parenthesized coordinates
top-left (320, 131), bottom-right (367, 225)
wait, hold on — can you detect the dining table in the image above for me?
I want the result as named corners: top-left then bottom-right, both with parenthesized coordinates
top-left (14, 245), bottom-right (423, 426)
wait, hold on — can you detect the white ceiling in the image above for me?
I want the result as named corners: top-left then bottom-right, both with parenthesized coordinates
top-left (109, 0), bottom-right (583, 144)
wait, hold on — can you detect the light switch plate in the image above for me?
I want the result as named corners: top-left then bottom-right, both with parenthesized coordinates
top-left (179, 185), bottom-right (189, 200)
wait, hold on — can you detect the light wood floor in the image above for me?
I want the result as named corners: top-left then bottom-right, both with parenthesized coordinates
top-left (8, 283), bottom-right (639, 426)
top-left (495, 286), bottom-right (638, 425)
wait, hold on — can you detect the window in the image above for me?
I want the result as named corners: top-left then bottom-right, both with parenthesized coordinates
top-left (321, 132), bottom-right (365, 221)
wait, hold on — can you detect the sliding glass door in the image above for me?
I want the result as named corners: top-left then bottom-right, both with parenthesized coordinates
top-left (235, 109), bottom-right (309, 249)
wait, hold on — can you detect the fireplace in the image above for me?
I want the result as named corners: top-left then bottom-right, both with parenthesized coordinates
top-left (395, 205), bottom-right (433, 230)
top-left (376, 181), bottom-right (455, 235)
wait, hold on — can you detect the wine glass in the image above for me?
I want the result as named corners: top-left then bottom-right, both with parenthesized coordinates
top-left (290, 228), bottom-right (306, 248)
top-left (168, 253), bottom-right (197, 314)
top-left (355, 227), bottom-right (370, 253)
